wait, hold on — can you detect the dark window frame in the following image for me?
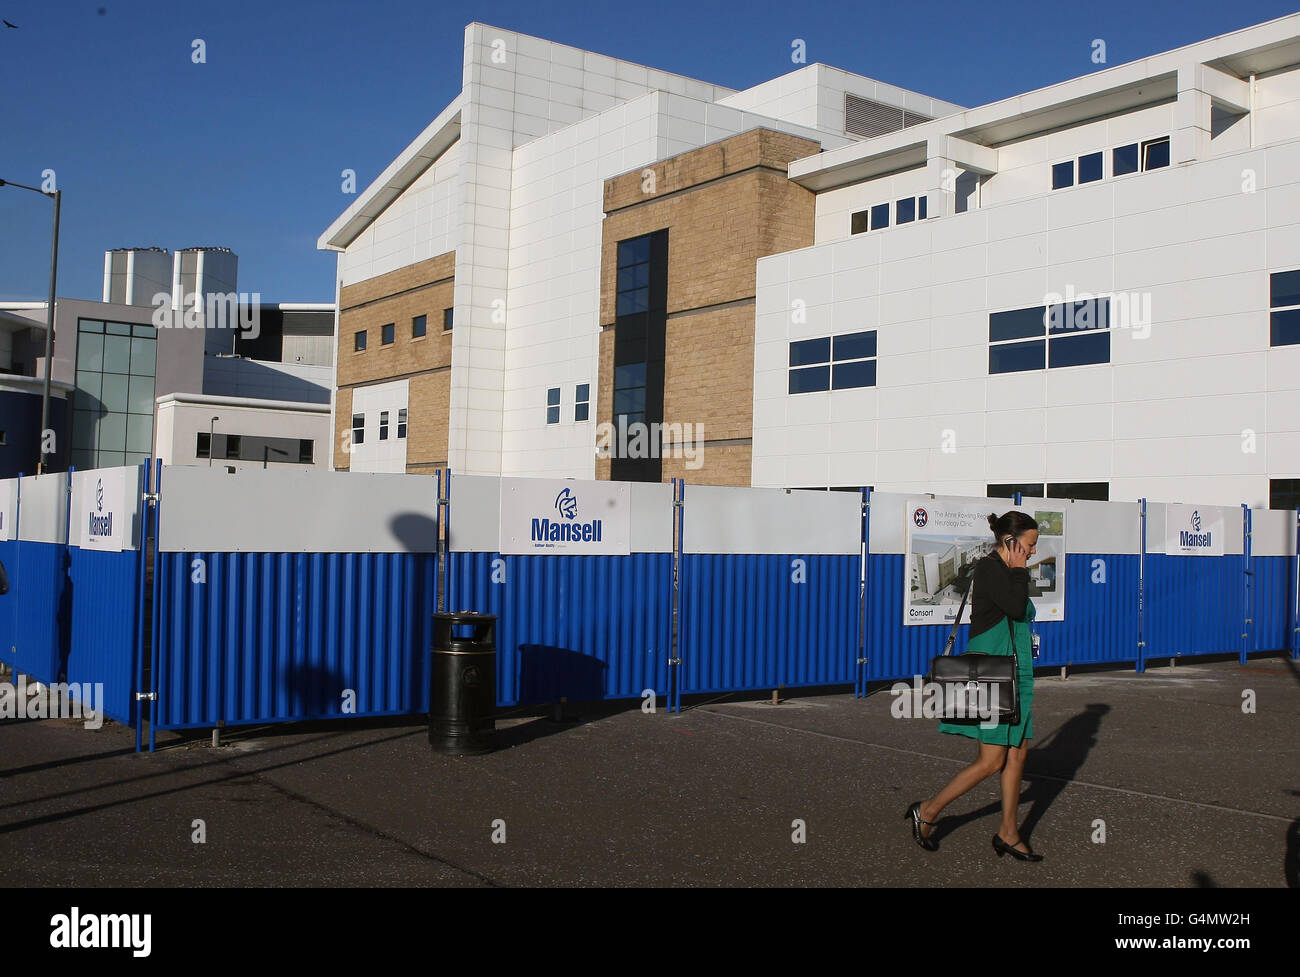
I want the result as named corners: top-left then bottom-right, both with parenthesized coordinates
top-left (354, 330), bottom-right (367, 352)
top-left (788, 330), bottom-right (878, 393)
top-left (380, 323), bottom-right (395, 346)
top-left (412, 314), bottom-right (427, 339)
top-left (1141, 136), bottom-right (1171, 171)
top-left (1270, 270), bottom-right (1300, 348)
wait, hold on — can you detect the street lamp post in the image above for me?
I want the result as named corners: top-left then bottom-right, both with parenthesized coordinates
top-left (208, 416), bottom-right (220, 467)
top-left (0, 178), bottom-right (61, 474)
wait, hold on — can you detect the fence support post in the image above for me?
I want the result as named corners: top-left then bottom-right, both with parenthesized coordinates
top-left (1137, 498), bottom-right (1146, 674)
top-left (436, 469), bottom-right (448, 614)
top-left (1293, 508), bottom-right (1299, 660)
top-left (856, 486), bottom-right (870, 697)
top-left (134, 458), bottom-right (151, 753)
top-left (1241, 503), bottom-right (1251, 666)
top-left (149, 459), bottom-right (163, 753)
top-left (670, 478), bottom-right (683, 714)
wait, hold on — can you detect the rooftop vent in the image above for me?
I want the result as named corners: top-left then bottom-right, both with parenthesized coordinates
top-left (845, 93), bottom-right (930, 139)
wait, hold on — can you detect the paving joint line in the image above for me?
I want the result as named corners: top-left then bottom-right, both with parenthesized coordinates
top-left (226, 756), bottom-right (503, 887)
top-left (696, 707), bottom-right (1296, 825)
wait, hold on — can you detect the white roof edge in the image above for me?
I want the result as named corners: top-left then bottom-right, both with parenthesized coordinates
top-left (0, 374), bottom-right (74, 393)
top-left (790, 12), bottom-right (1300, 182)
top-left (155, 392), bottom-right (332, 413)
top-left (719, 61), bottom-right (966, 115)
top-left (274, 303), bottom-right (336, 311)
top-left (468, 21), bottom-right (738, 94)
top-left (317, 95), bottom-right (465, 252)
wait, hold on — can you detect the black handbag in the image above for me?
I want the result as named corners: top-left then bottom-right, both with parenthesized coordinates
top-left (927, 574), bottom-right (1020, 726)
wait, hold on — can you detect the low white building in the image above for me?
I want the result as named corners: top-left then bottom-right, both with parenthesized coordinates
top-left (752, 15), bottom-right (1300, 509)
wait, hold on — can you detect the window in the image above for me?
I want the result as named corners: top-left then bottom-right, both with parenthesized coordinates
top-left (351, 413), bottom-right (364, 446)
top-left (1113, 143), bottom-right (1139, 176)
top-left (989, 299), bottom-right (1110, 374)
top-left (225, 435), bottom-right (242, 460)
top-left (616, 236), bottom-right (651, 315)
top-left (1048, 481), bottom-right (1108, 501)
top-left (380, 323), bottom-right (395, 345)
top-left (354, 330), bottom-right (367, 351)
top-left (870, 202), bottom-right (889, 230)
top-left (196, 432), bottom-right (211, 459)
top-left (299, 439), bottom-right (314, 464)
top-left (1270, 478), bottom-right (1300, 511)
top-left (788, 331), bottom-right (877, 393)
top-left (412, 315), bottom-right (427, 338)
top-left (443, 308), bottom-right (453, 331)
top-left (988, 483), bottom-right (1044, 499)
top-left (397, 408), bottom-right (407, 439)
top-left (1078, 151), bottom-right (1103, 184)
top-left (1142, 137), bottom-right (1170, 171)
top-left (1270, 269), bottom-right (1300, 347)
top-left (379, 410), bottom-right (389, 440)
top-left (72, 317), bottom-right (157, 470)
top-left (613, 362), bottom-right (646, 425)
top-left (1052, 160), bottom-right (1074, 190)
top-left (919, 195), bottom-right (928, 220)
top-left (851, 210), bottom-right (869, 235)
top-left (896, 197), bottom-right (916, 224)
top-left (575, 383), bottom-right (590, 422)
top-left (546, 387), bottom-right (561, 425)
top-left (612, 230), bottom-right (666, 482)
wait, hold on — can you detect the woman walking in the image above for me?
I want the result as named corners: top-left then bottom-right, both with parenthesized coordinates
top-left (905, 510), bottom-right (1043, 861)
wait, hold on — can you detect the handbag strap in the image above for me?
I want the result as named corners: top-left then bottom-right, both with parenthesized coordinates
top-left (940, 576), bottom-right (973, 656)
top-left (941, 561), bottom-right (1023, 667)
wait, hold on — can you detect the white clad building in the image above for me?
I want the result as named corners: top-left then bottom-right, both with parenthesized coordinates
top-left (320, 15), bottom-right (1300, 511)
top-left (752, 14), bottom-right (1300, 509)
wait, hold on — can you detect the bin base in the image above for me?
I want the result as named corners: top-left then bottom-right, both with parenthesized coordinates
top-left (428, 721), bottom-right (496, 756)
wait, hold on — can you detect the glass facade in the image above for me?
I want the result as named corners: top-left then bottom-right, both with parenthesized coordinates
top-left (71, 317), bottom-right (157, 470)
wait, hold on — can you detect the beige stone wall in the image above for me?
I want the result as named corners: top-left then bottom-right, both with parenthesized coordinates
top-left (407, 370), bottom-right (450, 470)
top-left (333, 386), bottom-right (353, 471)
top-left (337, 252), bottom-right (455, 390)
top-left (335, 250), bottom-right (455, 472)
top-left (597, 128), bottom-right (818, 487)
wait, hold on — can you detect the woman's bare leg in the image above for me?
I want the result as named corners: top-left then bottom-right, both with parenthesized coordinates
top-left (996, 738), bottom-right (1031, 851)
top-left (918, 742), bottom-right (1006, 838)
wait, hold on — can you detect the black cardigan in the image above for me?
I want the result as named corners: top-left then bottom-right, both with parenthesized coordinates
top-left (969, 552), bottom-right (1029, 639)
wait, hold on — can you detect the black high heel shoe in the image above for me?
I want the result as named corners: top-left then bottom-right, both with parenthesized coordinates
top-left (992, 833), bottom-right (1043, 861)
top-left (905, 801), bottom-right (939, 851)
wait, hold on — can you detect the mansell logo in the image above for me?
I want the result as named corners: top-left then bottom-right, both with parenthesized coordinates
top-left (88, 478), bottom-right (113, 540)
top-left (530, 488), bottom-right (603, 544)
top-left (1180, 509), bottom-right (1212, 550)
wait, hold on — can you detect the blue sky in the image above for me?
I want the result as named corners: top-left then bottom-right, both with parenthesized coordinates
top-left (1, 0), bottom-right (1296, 303)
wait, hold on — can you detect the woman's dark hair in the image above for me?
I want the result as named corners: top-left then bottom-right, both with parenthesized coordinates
top-left (987, 510), bottom-right (1038, 542)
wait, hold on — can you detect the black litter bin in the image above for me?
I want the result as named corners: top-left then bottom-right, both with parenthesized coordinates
top-left (429, 612), bottom-right (497, 755)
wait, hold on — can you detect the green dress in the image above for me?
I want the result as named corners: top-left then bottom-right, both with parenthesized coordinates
top-left (937, 598), bottom-right (1035, 746)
